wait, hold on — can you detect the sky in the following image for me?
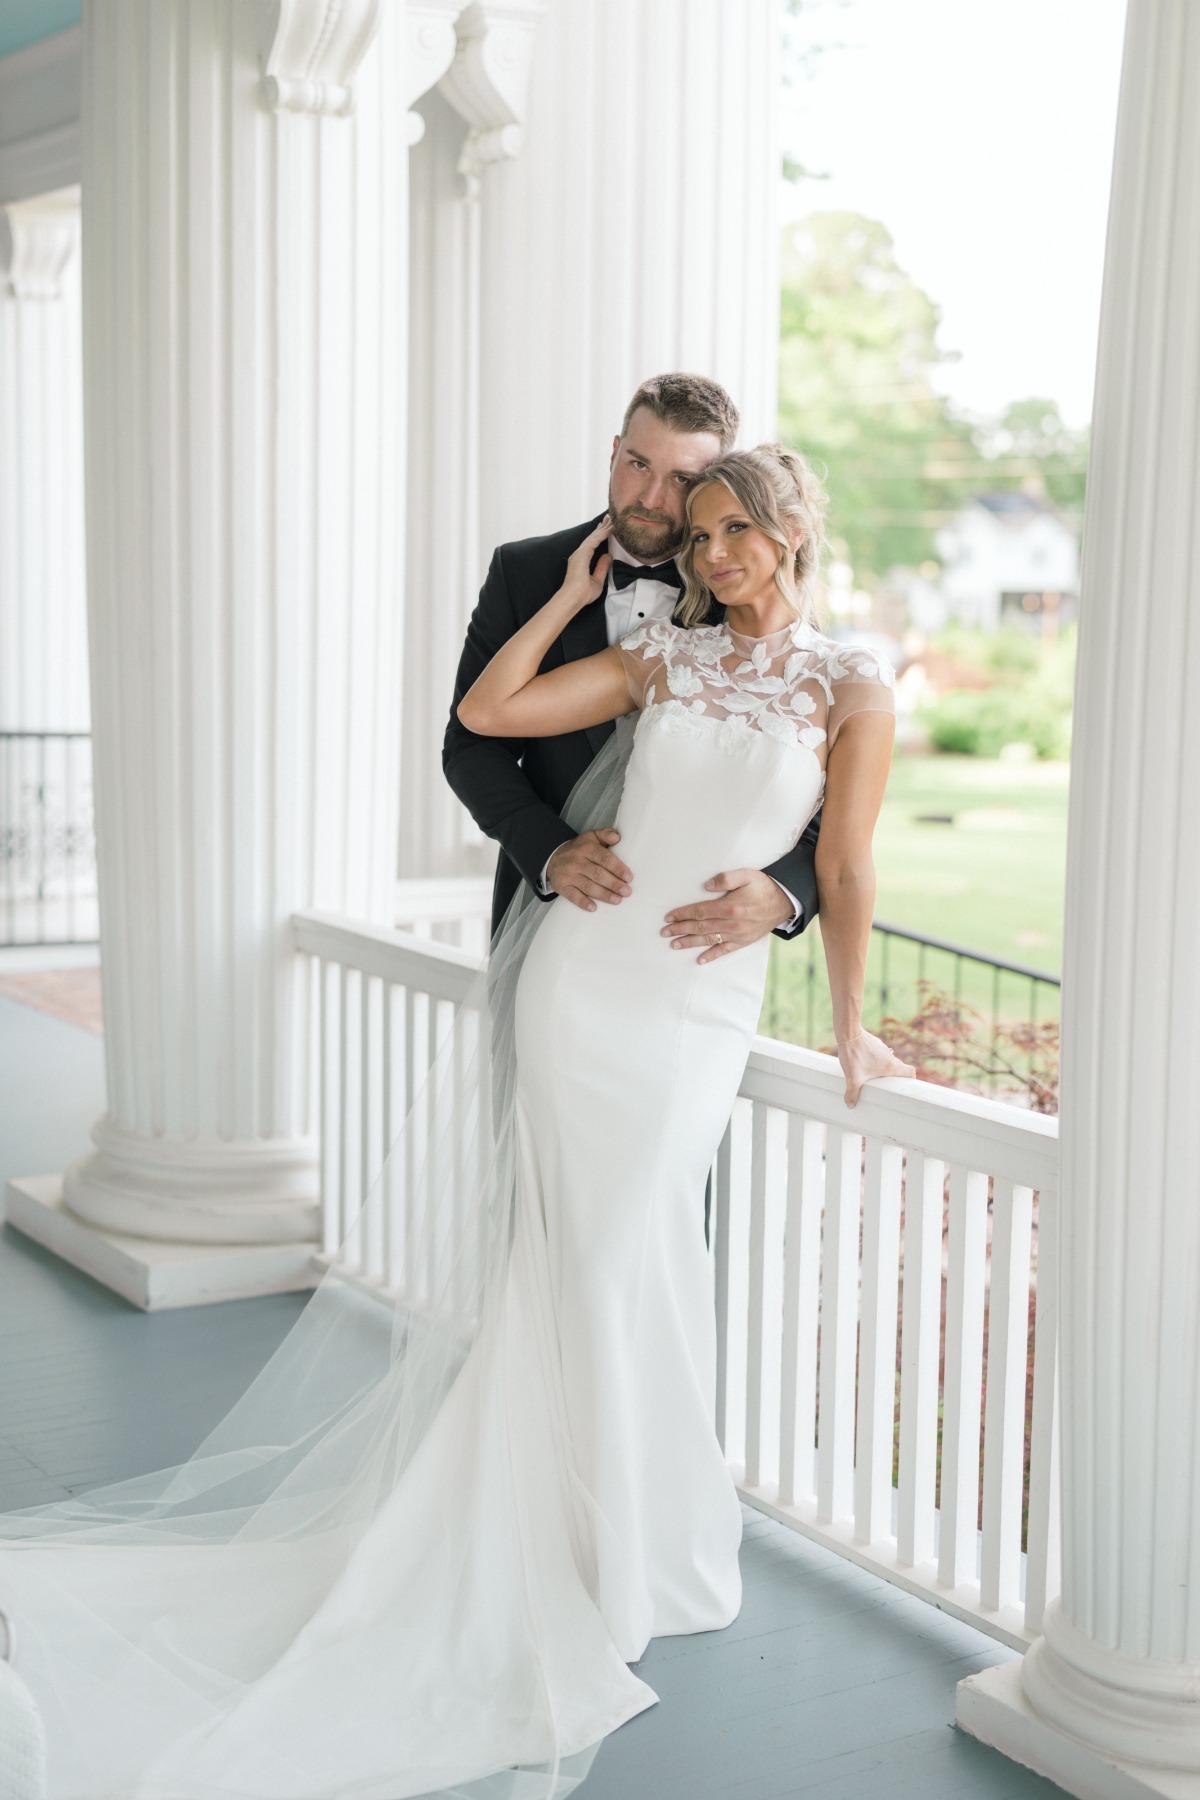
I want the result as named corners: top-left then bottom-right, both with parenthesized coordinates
top-left (780, 0), bottom-right (1128, 428)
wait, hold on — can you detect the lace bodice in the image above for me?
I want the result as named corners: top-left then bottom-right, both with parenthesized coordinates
top-left (616, 616), bottom-right (895, 767)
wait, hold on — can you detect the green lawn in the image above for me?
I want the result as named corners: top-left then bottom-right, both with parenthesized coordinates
top-left (873, 751), bottom-right (1069, 972)
top-left (759, 751), bottom-right (1070, 1049)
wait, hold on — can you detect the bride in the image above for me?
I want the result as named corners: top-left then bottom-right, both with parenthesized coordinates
top-left (0, 445), bottom-right (912, 1800)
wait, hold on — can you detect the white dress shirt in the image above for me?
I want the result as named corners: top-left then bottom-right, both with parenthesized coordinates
top-left (536, 535), bottom-right (803, 929)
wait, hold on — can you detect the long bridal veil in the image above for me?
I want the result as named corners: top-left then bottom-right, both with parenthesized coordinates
top-left (0, 720), bottom-right (642, 1800)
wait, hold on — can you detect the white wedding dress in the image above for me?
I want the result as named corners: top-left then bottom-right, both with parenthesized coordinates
top-left (0, 617), bottom-right (893, 1800)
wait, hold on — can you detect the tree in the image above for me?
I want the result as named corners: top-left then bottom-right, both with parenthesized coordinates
top-left (778, 212), bottom-right (1090, 584)
top-left (778, 211), bottom-right (977, 580)
top-left (979, 398), bottom-right (1089, 516)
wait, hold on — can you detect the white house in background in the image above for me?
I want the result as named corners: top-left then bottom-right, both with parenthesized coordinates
top-left (934, 490), bottom-right (1080, 633)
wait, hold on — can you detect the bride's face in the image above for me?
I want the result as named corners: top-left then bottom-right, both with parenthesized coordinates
top-left (688, 484), bottom-right (791, 607)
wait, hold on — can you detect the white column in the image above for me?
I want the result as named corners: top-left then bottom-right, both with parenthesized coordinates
top-left (479, 0), bottom-right (779, 547)
top-left (401, 0), bottom-right (780, 882)
top-left (400, 1), bottom-right (544, 882)
top-left (957, 7), bottom-right (1200, 1795)
top-left (0, 192), bottom-right (92, 947)
top-left (7, 0), bottom-right (411, 1305)
top-left (0, 192), bottom-right (87, 735)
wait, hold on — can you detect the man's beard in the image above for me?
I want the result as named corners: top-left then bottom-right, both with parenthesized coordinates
top-left (606, 489), bottom-right (684, 563)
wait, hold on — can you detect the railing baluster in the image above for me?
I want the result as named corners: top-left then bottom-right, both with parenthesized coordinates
top-left (722, 1100), bottom-right (751, 1474)
top-left (35, 734), bottom-right (46, 940)
top-left (779, 1115), bottom-right (824, 1508)
top-left (359, 973), bottom-right (384, 1280)
top-left (897, 1151), bottom-right (945, 1569)
top-left (713, 1124), bottom-right (733, 1453)
top-left (744, 1103), bottom-right (769, 1488)
top-left (1025, 1183), bottom-right (1061, 1635)
top-left (449, 997), bottom-right (467, 1314)
top-left (405, 987), bottom-right (421, 1302)
top-left (319, 957), bottom-right (338, 1254)
top-left (939, 1163), bottom-right (989, 1589)
top-left (382, 980), bottom-right (401, 1289)
top-left (818, 1124), bottom-right (861, 1525)
top-left (855, 1138), bottom-right (903, 1545)
top-left (981, 1178), bottom-right (1034, 1612)
top-left (424, 996), bottom-right (446, 1301)
top-left (65, 738), bottom-right (76, 940)
top-left (339, 966), bottom-right (364, 1259)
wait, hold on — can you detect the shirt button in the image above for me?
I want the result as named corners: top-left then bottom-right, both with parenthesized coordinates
top-left (637, 610), bottom-right (644, 618)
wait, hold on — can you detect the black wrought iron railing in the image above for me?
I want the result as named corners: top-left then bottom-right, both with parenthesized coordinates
top-left (762, 915), bottom-right (1061, 1093)
top-left (0, 731), bottom-right (98, 947)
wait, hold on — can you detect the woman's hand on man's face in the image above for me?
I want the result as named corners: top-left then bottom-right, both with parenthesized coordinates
top-left (559, 516), bottom-right (613, 613)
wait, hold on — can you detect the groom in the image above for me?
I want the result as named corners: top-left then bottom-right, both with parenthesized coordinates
top-left (442, 371), bottom-right (821, 952)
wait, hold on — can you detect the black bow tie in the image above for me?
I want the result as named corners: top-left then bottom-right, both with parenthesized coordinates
top-left (609, 556), bottom-right (682, 593)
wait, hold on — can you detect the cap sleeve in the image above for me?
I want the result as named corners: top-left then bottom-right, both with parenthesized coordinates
top-left (615, 617), bottom-right (675, 710)
top-left (825, 645), bottom-right (896, 751)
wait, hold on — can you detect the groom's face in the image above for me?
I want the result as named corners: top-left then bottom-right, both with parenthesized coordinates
top-left (607, 408), bottom-right (723, 562)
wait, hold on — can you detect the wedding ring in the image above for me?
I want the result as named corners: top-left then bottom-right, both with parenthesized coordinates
top-left (711, 932), bottom-right (723, 946)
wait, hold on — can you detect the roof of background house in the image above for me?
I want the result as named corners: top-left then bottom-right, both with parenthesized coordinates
top-left (972, 490), bottom-right (1057, 518)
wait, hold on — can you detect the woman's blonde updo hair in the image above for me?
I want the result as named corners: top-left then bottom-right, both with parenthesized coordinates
top-left (676, 443), bottom-right (829, 629)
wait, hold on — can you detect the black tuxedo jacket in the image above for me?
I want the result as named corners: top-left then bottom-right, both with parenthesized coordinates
top-left (443, 515), bottom-right (822, 939)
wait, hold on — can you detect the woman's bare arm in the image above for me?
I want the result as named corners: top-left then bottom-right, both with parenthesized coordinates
top-left (815, 710), bottom-right (915, 1105)
top-left (457, 517), bottom-right (634, 739)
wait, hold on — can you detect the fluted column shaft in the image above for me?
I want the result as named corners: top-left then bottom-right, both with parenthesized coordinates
top-left (959, 5), bottom-right (1200, 1790)
top-left (402, 85), bottom-right (492, 880)
top-left (401, 0), bottom-right (780, 880)
top-left (67, 0), bottom-right (407, 1244)
top-left (0, 193), bottom-right (87, 734)
top-left (478, 0), bottom-right (780, 545)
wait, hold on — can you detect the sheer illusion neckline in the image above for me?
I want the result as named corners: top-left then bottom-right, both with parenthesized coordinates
top-left (721, 616), bottom-right (811, 654)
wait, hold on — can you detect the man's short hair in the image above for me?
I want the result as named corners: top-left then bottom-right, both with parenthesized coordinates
top-left (620, 373), bottom-right (739, 453)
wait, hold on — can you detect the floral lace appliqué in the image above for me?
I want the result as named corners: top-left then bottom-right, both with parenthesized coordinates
top-left (620, 616), bottom-right (894, 760)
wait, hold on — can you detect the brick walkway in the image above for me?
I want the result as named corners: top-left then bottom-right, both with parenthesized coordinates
top-left (0, 969), bottom-right (104, 1035)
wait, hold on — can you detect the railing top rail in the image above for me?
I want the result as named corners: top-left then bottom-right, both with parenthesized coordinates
top-left (292, 910), bottom-right (1059, 1190)
top-left (292, 910), bottom-right (483, 1005)
top-left (872, 916), bottom-right (1061, 987)
top-left (0, 730), bottom-right (93, 741)
top-left (744, 1033), bottom-right (1058, 1190)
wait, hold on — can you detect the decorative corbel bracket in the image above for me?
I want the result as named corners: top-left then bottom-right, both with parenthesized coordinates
top-left (260, 0), bottom-right (385, 116)
top-left (405, 1), bottom-right (466, 146)
top-left (0, 194), bottom-right (79, 300)
top-left (438, 0), bottom-right (546, 198)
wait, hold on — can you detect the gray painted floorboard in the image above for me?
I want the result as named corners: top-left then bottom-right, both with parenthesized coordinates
top-left (0, 992), bottom-right (1065, 1797)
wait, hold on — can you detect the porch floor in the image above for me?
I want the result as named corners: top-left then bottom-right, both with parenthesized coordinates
top-left (0, 987), bottom-right (1065, 1799)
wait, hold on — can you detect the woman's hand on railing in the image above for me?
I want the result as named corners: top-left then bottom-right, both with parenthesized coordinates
top-left (836, 1029), bottom-right (916, 1108)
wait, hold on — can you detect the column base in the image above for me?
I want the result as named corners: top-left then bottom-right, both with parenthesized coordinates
top-left (64, 1119), bottom-right (320, 1243)
top-left (4, 1174), bottom-right (323, 1311)
top-left (957, 1663), bottom-right (1200, 1800)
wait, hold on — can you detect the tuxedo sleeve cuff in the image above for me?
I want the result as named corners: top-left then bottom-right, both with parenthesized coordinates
top-left (767, 877), bottom-right (803, 933)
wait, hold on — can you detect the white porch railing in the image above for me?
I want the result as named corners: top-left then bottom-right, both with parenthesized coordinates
top-left (292, 910), bottom-right (1060, 1654)
top-left (394, 875), bottom-right (493, 960)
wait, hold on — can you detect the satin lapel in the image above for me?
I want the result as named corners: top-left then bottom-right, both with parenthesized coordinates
top-left (559, 597), bottom-right (612, 758)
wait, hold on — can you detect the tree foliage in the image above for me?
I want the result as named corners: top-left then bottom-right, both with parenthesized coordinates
top-left (778, 211), bottom-right (1090, 584)
top-left (778, 212), bottom-right (976, 577)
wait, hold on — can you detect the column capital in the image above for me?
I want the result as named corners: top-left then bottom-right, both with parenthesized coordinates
top-left (259, 0), bottom-right (384, 116)
top-left (405, 1), bottom-right (465, 146)
top-left (0, 192), bottom-right (78, 300)
top-left (440, 0), bottom-right (545, 195)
